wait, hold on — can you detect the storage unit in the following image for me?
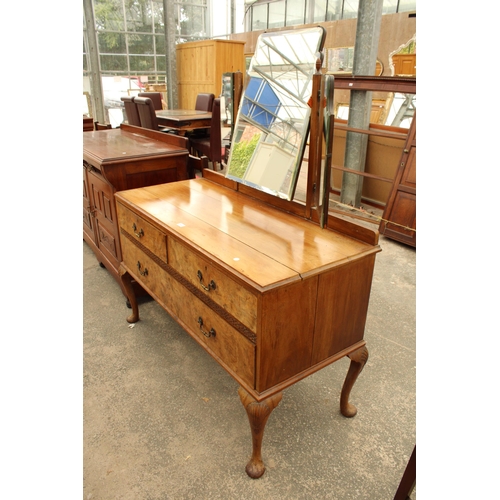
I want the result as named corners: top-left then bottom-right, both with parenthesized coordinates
top-left (83, 124), bottom-right (190, 294)
top-left (176, 39), bottom-right (246, 109)
top-left (116, 177), bottom-right (380, 478)
top-left (379, 114), bottom-right (416, 246)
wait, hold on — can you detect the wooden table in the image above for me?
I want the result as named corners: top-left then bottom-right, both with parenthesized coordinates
top-left (116, 176), bottom-right (381, 478)
top-left (155, 109), bottom-right (211, 132)
top-left (83, 124), bottom-right (190, 296)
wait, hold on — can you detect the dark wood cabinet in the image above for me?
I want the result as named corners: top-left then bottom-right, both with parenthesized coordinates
top-left (83, 124), bottom-right (190, 293)
top-left (380, 114), bottom-right (416, 247)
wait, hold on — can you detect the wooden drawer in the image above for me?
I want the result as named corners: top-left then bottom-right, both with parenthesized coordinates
top-left (117, 202), bottom-right (166, 261)
top-left (122, 236), bottom-right (255, 387)
top-left (167, 237), bottom-right (258, 333)
top-left (120, 235), bottom-right (174, 302)
top-left (167, 273), bottom-right (255, 387)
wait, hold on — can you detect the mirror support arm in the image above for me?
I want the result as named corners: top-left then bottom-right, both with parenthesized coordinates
top-left (306, 57), bottom-right (324, 219)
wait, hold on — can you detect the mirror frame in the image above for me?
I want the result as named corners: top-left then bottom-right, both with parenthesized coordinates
top-left (226, 26), bottom-right (326, 201)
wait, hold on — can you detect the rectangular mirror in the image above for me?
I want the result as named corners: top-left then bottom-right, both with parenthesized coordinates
top-left (225, 26), bottom-right (326, 200)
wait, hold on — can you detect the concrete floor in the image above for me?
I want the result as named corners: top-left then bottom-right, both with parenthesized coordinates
top-left (83, 229), bottom-right (416, 500)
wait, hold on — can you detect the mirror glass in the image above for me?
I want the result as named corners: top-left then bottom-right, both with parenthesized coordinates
top-left (226, 26), bottom-right (326, 200)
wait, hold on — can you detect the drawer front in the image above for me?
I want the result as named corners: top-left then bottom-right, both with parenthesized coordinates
top-left (167, 275), bottom-right (255, 387)
top-left (168, 237), bottom-right (258, 333)
top-left (121, 235), bottom-right (172, 302)
top-left (117, 202), bottom-right (166, 260)
top-left (122, 236), bottom-right (255, 387)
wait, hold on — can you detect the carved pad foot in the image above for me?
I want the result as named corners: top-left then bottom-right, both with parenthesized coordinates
top-left (340, 345), bottom-right (368, 418)
top-left (238, 387), bottom-right (282, 479)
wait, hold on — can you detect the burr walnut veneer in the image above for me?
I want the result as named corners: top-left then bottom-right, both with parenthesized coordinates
top-left (116, 177), bottom-right (380, 478)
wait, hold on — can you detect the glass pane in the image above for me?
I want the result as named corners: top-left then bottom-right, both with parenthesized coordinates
top-left (127, 33), bottom-right (154, 54)
top-left (126, 0), bottom-right (153, 32)
top-left (129, 54), bottom-right (155, 72)
top-left (179, 4), bottom-right (207, 38)
top-left (98, 32), bottom-right (127, 54)
top-left (286, 0), bottom-right (306, 26)
top-left (152, 0), bottom-right (164, 33)
top-left (268, 1), bottom-right (285, 28)
top-left (398, 0), bottom-right (416, 12)
top-left (342, 0), bottom-right (359, 19)
top-left (307, 0), bottom-right (327, 22)
top-left (156, 55), bottom-right (166, 72)
top-left (382, 0), bottom-right (398, 14)
top-left (326, 0), bottom-right (342, 20)
top-left (307, 0), bottom-right (327, 23)
top-left (251, 4), bottom-right (267, 31)
top-left (325, 47), bottom-right (354, 72)
top-left (100, 54), bottom-right (128, 72)
top-left (94, 0), bottom-right (124, 31)
top-left (155, 34), bottom-right (165, 55)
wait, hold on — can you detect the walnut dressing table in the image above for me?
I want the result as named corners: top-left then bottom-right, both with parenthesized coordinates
top-left (115, 176), bottom-right (381, 478)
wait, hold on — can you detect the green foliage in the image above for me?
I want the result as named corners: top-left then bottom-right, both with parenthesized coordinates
top-left (228, 134), bottom-right (260, 179)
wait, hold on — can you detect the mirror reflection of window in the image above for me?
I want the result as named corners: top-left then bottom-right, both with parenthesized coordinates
top-left (268, 0), bottom-right (285, 28)
top-left (226, 26), bottom-right (326, 200)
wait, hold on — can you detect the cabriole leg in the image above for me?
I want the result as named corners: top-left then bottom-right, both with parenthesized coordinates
top-left (238, 387), bottom-right (282, 479)
top-left (340, 345), bottom-right (369, 418)
top-left (119, 265), bottom-right (139, 323)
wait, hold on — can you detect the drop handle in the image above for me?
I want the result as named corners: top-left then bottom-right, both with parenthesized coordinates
top-left (132, 223), bottom-right (144, 238)
top-left (137, 261), bottom-right (148, 276)
top-left (197, 317), bottom-right (216, 338)
top-left (197, 270), bottom-right (216, 292)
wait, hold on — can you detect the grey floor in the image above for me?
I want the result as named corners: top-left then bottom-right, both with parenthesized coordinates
top-left (83, 230), bottom-right (416, 500)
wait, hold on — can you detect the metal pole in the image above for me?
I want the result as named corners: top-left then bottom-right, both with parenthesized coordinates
top-left (163, 0), bottom-right (178, 108)
top-left (83, 0), bottom-right (106, 124)
top-left (340, 0), bottom-right (383, 207)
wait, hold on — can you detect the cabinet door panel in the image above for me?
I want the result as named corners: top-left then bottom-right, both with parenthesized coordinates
top-left (83, 167), bottom-right (94, 242)
top-left (88, 170), bottom-right (121, 263)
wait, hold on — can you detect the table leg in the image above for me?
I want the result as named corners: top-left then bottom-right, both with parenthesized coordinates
top-left (119, 265), bottom-right (139, 323)
top-left (238, 387), bottom-right (282, 479)
top-left (340, 345), bottom-right (369, 417)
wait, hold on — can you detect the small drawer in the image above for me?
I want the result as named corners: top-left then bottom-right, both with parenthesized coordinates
top-left (166, 275), bottom-right (255, 387)
top-left (121, 236), bottom-right (173, 304)
top-left (168, 237), bottom-right (258, 333)
top-left (117, 202), bottom-right (166, 261)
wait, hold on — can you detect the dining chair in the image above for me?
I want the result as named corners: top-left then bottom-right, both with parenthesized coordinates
top-left (137, 92), bottom-right (164, 110)
top-left (134, 96), bottom-right (176, 133)
top-left (120, 96), bottom-right (141, 127)
top-left (94, 122), bottom-right (112, 130)
top-left (189, 98), bottom-right (223, 170)
top-left (195, 93), bottom-right (215, 112)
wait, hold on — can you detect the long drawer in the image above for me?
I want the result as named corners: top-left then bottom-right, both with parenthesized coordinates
top-left (167, 237), bottom-right (258, 333)
top-left (121, 233), bottom-right (255, 387)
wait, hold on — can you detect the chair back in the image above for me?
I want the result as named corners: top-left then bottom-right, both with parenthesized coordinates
top-left (209, 98), bottom-right (222, 163)
top-left (195, 93), bottom-right (215, 112)
top-left (120, 96), bottom-right (141, 127)
top-left (138, 92), bottom-right (163, 110)
top-left (134, 97), bottom-right (160, 131)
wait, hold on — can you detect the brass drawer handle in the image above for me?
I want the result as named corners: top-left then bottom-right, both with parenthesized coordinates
top-left (197, 270), bottom-right (216, 292)
top-left (137, 261), bottom-right (148, 276)
top-left (132, 223), bottom-right (144, 238)
top-left (197, 317), bottom-right (216, 338)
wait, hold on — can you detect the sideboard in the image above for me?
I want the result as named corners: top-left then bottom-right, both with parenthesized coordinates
top-left (83, 124), bottom-right (191, 295)
top-left (115, 176), bottom-right (381, 478)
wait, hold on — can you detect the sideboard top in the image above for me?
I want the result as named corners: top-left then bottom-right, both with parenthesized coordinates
top-left (83, 128), bottom-right (187, 165)
top-left (116, 179), bottom-right (379, 291)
